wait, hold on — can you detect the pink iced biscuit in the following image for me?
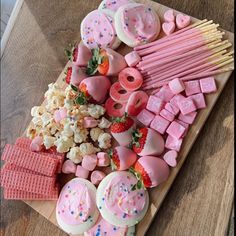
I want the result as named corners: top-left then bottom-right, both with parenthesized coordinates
top-left (99, 0), bottom-right (134, 12)
top-left (162, 22), bottom-right (175, 36)
top-left (178, 97), bottom-right (197, 115)
top-left (137, 109), bottom-right (155, 127)
top-left (83, 117), bottom-right (98, 128)
top-left (54, 108), bottom-right (67, 123)
top-left (154, 85), bottom-right (175, 102)
top-left (176, 119), bottom-right (189, 137)
top-left (75, 165), bottom-right (90, 179)
top-left (165, 135), bottom-right (183, 152)
top-left (147, 95), bottom-right (165, 114)
top-left (82, 155), bottom-right (98, 171)
top-left (105, 98), bottom-right (126, 117)
top-left (30, 136), bottom-right (43, 152)
top-left (164, 9), bottom-right (175, 22)
top-left (189, 93), bottom-right (206, 109)
top-left (160, 109), bottom-right (175, 122)
top-left (163, 150), bottom-right (178, 167)
top-left (90, 170), bottom-right (106, 185)
top-left (165, 102), bottom-right (179, 115)
top-left (184, 80), bottom-right (201, 96)
top-left (178, 111), bottom-right (197, 124)
top-left (170, 94), bottom-right (186, 109)
top-left (97, 152), bottom-right (110, 167)
top-left (166, 121), bottom-right (186, 139)
top-left (200, 77), bottom-right (217, 93)
top-left (176, 14), bottom-right (191, 29)
top-left (62, 160), bottom-right (76, 174)
top-left (109, 82), bottom-right (132, 103)
top-left (150, 115), bottom-right (170, 134)
top-left (169, 78), bottom-right (185, 94)
top-left (125, 51), bottom-right (141, 67)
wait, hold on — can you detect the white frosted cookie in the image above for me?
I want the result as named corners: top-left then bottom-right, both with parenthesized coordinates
top-left (56, 178), bottom-right (99, 235)
top-left (96, 171), bottom-right (149, 227)
top-left (98, 0), bottom-right (135, 12)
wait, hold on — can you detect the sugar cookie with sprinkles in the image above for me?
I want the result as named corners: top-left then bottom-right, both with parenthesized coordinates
top-left (98, 0), bottom-right (135, 12)
top-left (56, 178), bottom-right (99, 235)
top-left (96, 171), bottom-right (149, 227)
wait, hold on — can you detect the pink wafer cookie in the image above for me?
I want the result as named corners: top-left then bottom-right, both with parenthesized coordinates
top-left (2, 163), bottom-right (38, 175)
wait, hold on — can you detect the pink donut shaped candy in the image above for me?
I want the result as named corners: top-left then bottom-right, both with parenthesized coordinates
top-left (119, 68), bottom-right (143, 92)
top-left (98, 0), bottom-right (135, 12)
top-left (109, 82), bottom-right (132, 103)
top-left (125, 91), bottom-right (149, 116)
top-left (105, 98), bottom-right (126, 118)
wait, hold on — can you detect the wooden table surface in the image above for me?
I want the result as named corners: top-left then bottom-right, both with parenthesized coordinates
top-left (1, 0), bottom-right (234, 235)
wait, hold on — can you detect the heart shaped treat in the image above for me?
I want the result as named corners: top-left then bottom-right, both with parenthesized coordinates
top-left (163, 150), bottom-right (178, 167)
top-left (176, 14), bottom-right (191, 29)
top-left (162, 22), bottom-right (176, 36)
top-left (164, 9), bottom-right (175, 22)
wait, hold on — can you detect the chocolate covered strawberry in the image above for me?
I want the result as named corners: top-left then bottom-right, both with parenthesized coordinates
top-left (86, 48), bottom-right (127, 76)
top-left (108, 146), bottom-right (137, 171)
top-left (110, 113), bottom-right (136, 147)
top-left (131, 128), bottom-right (165, 156)
top-left (130, 156), bottom-right (170, 189)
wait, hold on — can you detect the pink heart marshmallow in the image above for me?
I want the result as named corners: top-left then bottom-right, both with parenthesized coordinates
top-left (90, 170), bottom-right (106, 185)
top-left (162, 22), bottom-right (176, 36)
top-left (83, 117), bottom-right (98, 128)
top-left (97, 152), bottom-right (110, 167)
top-left (164, 9), bottom-right (175, 22)
top-left (163, 150), bottom-right (178, 167)
top-left (176, 14), bottom-right (191, 29)
top-left (62, 160), bottom-right (77, 174)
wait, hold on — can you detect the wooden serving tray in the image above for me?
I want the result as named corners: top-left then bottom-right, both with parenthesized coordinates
top-left (22, 0), bottom-right (234, 235)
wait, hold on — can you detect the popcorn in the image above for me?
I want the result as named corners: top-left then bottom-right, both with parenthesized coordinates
top-left (67, 146), bottom-right (83, 164)
top-left (64, 99), bottom-right (75, 109)
top-left (54, 136), bottom-right (74, 153)
top-left (78, 105), bottom-right (90, 117)
top-left (32, 116), bottom-right (43, 127)
top-left (31, 106), bottom-right (46, 117)
top-left (98, 133), bottom-right (112, 149)
top-left (41, 112), bottom-right (53, 127)
top-left (44, 83), bottom-right (65, 100)
top-left (26, 125), bottom-right (37, 139)
top-left (45, 95), bottom-right (65, 111)
top-left (61, 123), bottom-right (74, 137)
top-left (90, 128), bottom-right (104, 142)
top-left (79, 143), bottom-right (100, 156)
top-left (74, 128), bottom-right (89, 144)
top-left (98, 117), bottom-right (111, 129)
top-left (43, 135), bottom-right (56, 149)
top-left (88, 104), bottom-right (105, 119)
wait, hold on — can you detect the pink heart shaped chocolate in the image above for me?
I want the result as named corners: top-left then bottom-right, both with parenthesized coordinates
top-left (162, 22), bottom-right (176, 36)
top-left (176, 14), bottom-right (191, 29)
top-left (163, 150), bottom-right (178, 167)
top-left (164, 9), bottom-right (175, 22)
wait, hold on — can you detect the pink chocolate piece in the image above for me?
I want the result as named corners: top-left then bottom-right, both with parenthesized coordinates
top-left (90, 170), bottom-right (106, 185)
top-left (30, 136), bottom-right (43, 152)
top-left (200, 77), bottom-right (217, 93)
top-left (146, 95), bottom-right (165, 114)
top-left (164, 9), bottom-right (175, 22)
top-left (150, 115), bottom-right (170, 134)
top-left (137, 109), bottom-right (155, 127)
top-left (97, 152), bottom-right (110, 167)
top-left (83, 117), bottom-right (98, 128)
top-left (175, 119), bottom-right (189, 137)
top-left (154, 85), bottom-right (175, 102)
top-left (163, 150), bottom-right (178, 167)
top-left (125, 51), bottom-right (141, 67)
top-left (170, 94), bottom-right (186, 109)
top-left (176, 14), bottom-right (191, 29)
top-left (165, 135), bottom-right (183, 152)
top-left (75, 165), bottom-right (90, 179)
top-left (165, 102), bottom-right (179, 115)
top-left (189, 93), bottom-right (206, 109)
top-left (184, 80), bottom-right (201, 96)
top-left (178, 97), bottom-right (197, 115)
top-left (62, 160), bottom-right (76, 174)
top-left (169, 78), bottom-right (185, 94)
top-left (166, 121), bottom-right (186, 139)
top-left (81, 154), bottom-right (97, 171)
top-left (160, 109), bottom-right (175, 122)
top-left (178, 111), bottom-right (197, 124)
top-left (162, 22), bottom-right (176, 36)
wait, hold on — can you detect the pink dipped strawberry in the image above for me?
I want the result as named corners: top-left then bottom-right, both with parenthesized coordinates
top-left (110, 113), bottom-right (136, 147)
top-left (131, 128), bottom-right (165, 156)
top-left (86, 48), bottom-right (127, 76)
top-left (64, 65), bottom-right (87, 87)
top-left (108, 146), bottom-right (137, 171)
top-left (130, 156), bottom-right (170, 189)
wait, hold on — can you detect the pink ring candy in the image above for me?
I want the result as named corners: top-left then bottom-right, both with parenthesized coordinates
top-left (105, 98), bottom-right (126, 118)
top-left (109, 82), bottom-right (132, 103)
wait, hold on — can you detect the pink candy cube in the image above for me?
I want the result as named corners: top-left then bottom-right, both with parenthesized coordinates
top-left (200, 77), bottom-right (217, 93)
top-left (97, 152), bottom-right (110, 167)
top-left (189, 93), bottom-right (206, 109)
top-left (75, 165), bottom-right (90, 179)
top-left (137, 109), bottom-right (155, 127)
top-left (125, 51), bottom-right (141, 67)
top-left (150, 115), bottom-right (170, 134)
top-left (178, 111), bottom-right (197, 124)
top-left (165, 102), bottom-right (179, 115)
top-left (81, 154), bottom-right (97, 171)
top-left (160, 109), bottom-right (175, 122)
top-left (90, 170), bottom-right (106, 185)
top-left (178, 97), bottom-right (197, 115)
top-left (175, 119), bottom-right (189, 137)
top-left (184, 80), bottom-right (201, 96)
top-left (146, 95), bottom-right (165, 114)
top-left (165, 135), bottom-right (183, 152)
top-left (154, 85), bottom-right (175, 102)
top-left (170, 94), bottom-right (186, 109)
top-left (166, 121), bottom-right (186, 139)
top-left (169, 78), bottom-right (185, 94)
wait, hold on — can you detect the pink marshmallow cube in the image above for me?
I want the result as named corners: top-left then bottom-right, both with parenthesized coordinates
top-left (137, 109), bottom-right (155, 127)
top-left (83, 117), bottom-right (98, 128)
top-left (150, 115), bottom-right (170, 134)
top-left (62, 160), bottom-right (77, 174)
top-left (81, 154), bottom-right (97, 171)
top-left (189, 93), bottom-right (206, 109)
top-left (154, 85), bottom-right (175, 102)
top-left (124, 51), bottom-right (141, 67)
top-left (175, 119), bottom-right (189, 137)
top-left (75, 165), bottom-right (90, 179)
top-left (97, 152), bottom-right (110, 167)
top-left (160, 109), bottom-right (175, 122)
top-left (163, 150), bottom-right (178, 167)
top-left (146, 95), bottom-right (165, 114)
top-left (200, 77), bottom-right (217, 93)
top-left (90, 170), bottom-right (106, 185)
top-left (178, 111), bottom-right (197, 124)
top-left (178, 97), bottom-right (197, 115)
top-left (165, 102), bottom-right (179, 115)
top-left (166, 121), bottom-right (186, 139)
top-left (184, 80), bottom-right (201, 96)
top-left (170, 94), bottom-right (186, 109)
top-left (165, 135), bottom-right (183, 152)
top-left (169, 78), bottom-right (185, 94)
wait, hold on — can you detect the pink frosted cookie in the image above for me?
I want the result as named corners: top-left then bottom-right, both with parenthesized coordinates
top-left (115, 3), bottom-right (161, 47)
top-left (96, 171), bottom-right (149, 227)
top-left (56, 178), bottom-right (99, 235)
top-left (98, 0), bottom-right (135, 12)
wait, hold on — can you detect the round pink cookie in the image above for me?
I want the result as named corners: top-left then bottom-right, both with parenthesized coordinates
top-left (105, 98), bottom-right (126, 118)
top-left (110, 82), bottom-right (132, 103)
top-left (98, 0), bottom-right (134, 12)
